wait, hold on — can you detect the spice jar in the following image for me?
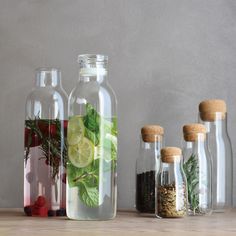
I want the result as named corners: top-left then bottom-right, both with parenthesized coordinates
top-left (182, 124), bottom-right (212, 216)
top-left (24, 68), bottom-right (68, 217)
top-left (136, 125), bottom-right (163, 214)
top-left (156, 147), bottom-right (187, 218)
top-left (199, 99), bottom-right (233, 212)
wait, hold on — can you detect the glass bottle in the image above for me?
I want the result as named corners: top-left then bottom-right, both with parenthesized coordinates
top-left (198, 99), bottom-right (233, 212)
top-left (67, 54), bottom-right (117, 220)
top-left (24, 68), bottom-right (68, 217)
top-left (156, 147), bottom-right (187, 218)
top-left (135, 125), bottom-right (163, 215)
top-left (182, 123), bottom-right (212, 216)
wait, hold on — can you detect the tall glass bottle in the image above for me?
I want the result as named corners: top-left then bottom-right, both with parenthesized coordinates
top-left (182, 123), bottom-right (212, 216)
top-left (136, 125), bottom-right (163, 215)
top-left (156, 147), bottom-right (187, 218)
top-left (67, 54), bottom-right (117, 220)
top-left (24, 68), bottom-right (68, 217)
top-left (199, 99), bottom-right (233, 212)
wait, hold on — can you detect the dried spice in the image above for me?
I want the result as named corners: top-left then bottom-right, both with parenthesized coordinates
top-left (136, 171), bottom-right (156, 213)
top-left (157, 183), bottom-right (187, 218)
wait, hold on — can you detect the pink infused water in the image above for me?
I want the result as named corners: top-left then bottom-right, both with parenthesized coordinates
top-left (24, 119), bottom-right (67, 217)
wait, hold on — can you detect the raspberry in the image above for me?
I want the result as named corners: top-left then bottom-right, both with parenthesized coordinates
top-left (38, 207), bottom-right (48, 217)
top-left (36, 196), bottom-right (46, 207)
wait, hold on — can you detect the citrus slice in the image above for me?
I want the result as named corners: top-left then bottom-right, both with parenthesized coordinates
top-left (67, 116), bottom-right (84, 145)
top-left (68, 137), bottom-right (94, 168)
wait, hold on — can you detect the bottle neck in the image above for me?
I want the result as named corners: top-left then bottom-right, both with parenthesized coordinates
top-left (198, 112), bottom-right (228, 135)
top-left (78, 67), bottom-right (107, 83)
top-left (183, 139), bottom-right (207, 154)
top-left (35, 68), bottom-right (61, 87)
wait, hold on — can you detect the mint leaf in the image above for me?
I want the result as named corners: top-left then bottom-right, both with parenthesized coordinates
top-left (79, 182), bottom-right (99, 208)
top-left (83, 104), bottom-right (100, 133)
top-left (67, 161), bottom-right (83, 187)
top-left (84, 127), bottom-right (99, 146)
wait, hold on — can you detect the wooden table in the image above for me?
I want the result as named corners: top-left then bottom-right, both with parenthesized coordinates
top-left (0, 209), bottom-right (236, 236)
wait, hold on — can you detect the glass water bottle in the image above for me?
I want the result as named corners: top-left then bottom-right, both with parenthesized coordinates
top-left (136, 125), bottom-right (163, 214)
top-left (156, 147), bottom-right (187, 218)
top-left (199, 99), bottom-right (233, 212)
top-left (67, 54), bottom-right (117, 220)
top-left (182, 123), bottom-right (212, 216)
top-left (24, 68), bottom-right (68, 217)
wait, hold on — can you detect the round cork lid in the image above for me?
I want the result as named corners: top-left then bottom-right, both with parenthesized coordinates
top-left (199, 99), bottom-right (227, 121)
top-left (183, 123), bottom-right (207, 142)
top-left (141, 125), bottom-right (164, 142)
top-left (161, 147), bottom-right (182, 163)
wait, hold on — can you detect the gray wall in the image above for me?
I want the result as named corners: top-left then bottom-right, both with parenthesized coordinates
top-left (0, 0), bottom-right (236, 208)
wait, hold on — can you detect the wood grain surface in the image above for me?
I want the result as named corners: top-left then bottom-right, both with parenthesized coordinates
top-left (0, 209), bottom-right (236, 236)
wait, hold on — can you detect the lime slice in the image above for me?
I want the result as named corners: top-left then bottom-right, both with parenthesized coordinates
top-left (68, 137), bottom-right (94, 168)
top-left (68, 116), bottom-right (84, 145)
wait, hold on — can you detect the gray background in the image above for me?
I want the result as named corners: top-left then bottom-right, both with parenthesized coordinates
top-left (0, 0), bottom-right (236, 209)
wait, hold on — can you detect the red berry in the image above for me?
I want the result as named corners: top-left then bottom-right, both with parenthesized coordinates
top-left (38, 207), bottom-right (48, 217)
top-left (36, 196), bottom-right (46, 207)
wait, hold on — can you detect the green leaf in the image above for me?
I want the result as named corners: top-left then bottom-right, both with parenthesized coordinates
top-left (79, 182), bottom-right (99, 208)
top-left (84, 127), bottom-right (99, 146)
top-left (83, 104), bottom-right (100, 133)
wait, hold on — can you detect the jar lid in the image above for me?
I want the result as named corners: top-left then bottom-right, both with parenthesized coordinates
top-left (199, 99), bottom-right (226, 121)
top-left (183, 123), bottom-right (206, 142)
top-left (141, 125), bottom-right (164, 143)
top-left (161, 147), bottom-right (182, 163)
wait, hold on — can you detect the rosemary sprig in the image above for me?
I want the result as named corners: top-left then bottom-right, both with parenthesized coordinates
top-left (24, 117), bottom-right (67, 181)
top-left (183, 154), bottom-right (199, 215)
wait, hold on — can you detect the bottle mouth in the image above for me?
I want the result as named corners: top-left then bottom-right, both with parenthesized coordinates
top-left (78, 54), bottom-right (108, 65)
top-left (36, 68), bottom-right (61, 87)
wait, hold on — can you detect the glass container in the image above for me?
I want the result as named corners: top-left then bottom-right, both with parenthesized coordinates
top-left (67, 54), bottom-right (117, 220)
top-left (182, 123), bottom-right (212, 216)
top-left (24, 68), bottom-right (68, 217)
top-left (156, 147), bottom-right (187, 218)
top-left (135, 125), bottom-right (163, 214)
top-left (199, 99), bottom-right (233, 212)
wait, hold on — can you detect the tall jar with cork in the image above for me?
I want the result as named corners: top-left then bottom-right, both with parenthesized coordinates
top-left (135, 125), bottom-right (164, 215)
top-left (198, 99), bottom-right (233, 212)
top-left (182, 123), bottom-right (212, 216)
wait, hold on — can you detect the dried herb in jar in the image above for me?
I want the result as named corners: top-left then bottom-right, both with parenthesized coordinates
top-left (157, 183), bottom-right (187, 218)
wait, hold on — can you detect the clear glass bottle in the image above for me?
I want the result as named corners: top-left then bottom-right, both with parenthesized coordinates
top-left (67, 54), bottom-right (117, 220)
top-left (198, 99), bottom-right (233, 212)
top-left (135, 125), bottom-right (163, 215)
top-left (24, 68), bottom-right (68, 217)
top-left (182, 123), bottom-right (212, 216)
top-left (156, 147), bottom-right (187, 218)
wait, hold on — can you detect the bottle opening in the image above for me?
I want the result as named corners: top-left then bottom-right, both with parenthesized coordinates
top-left (78, 54), bottom-right (108, 77)
top-left (36, 68), bottom-right (61, 87)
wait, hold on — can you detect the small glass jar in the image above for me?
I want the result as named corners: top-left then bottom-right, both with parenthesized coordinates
top-left (182, 123), bottom-right (212, 216)
top-left (156, 147), bottom-right (187, 218)
top-left (135, 125), bottom-right (164, 214)
top-left (24, 68), bottom-right (68, 217)
top-left (199, 99), bottom-right (233, 212)
top-left (67, 54), bottom-right (117, 220)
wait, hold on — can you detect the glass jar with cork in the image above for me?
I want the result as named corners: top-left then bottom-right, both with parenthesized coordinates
top-left (182, 123), bottom-right (212, 216)
top-left (156, 147), bottom-right (187, 218)
top-left (198, 99), bottom-right (233, 212)
top-left (135, 125), bottom-right (164, 215)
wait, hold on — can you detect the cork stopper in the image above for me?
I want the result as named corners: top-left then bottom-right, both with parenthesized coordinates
top-left (161, 147), bottom-right (182, 163)
top-left (183, 123), bottom-right (207, 142)
top-left (141, 125), bottom-right (164, 143)
top-left (199, 99), bottom-right (227, 121)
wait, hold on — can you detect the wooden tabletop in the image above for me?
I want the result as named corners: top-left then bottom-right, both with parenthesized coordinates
top-left (0, 209), bottom-right (236, 236)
